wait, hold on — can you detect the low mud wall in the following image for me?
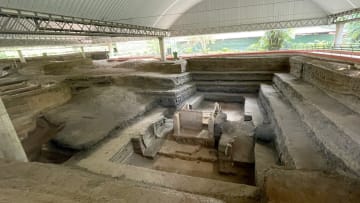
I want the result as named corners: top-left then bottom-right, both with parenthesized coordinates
top-left (290, 56), bottom-right (360, 97)
top-left (134, 61), bottom-right (186, 74)
top-left (3, 84), bottom-right (72, 116)
top-left (0, 52), bottom-right (107, 65)
top-left (113, 73), bottom-right (191, 90)
top-left (43, 58), bottom-right (93, 75)
top-left (2, 84), bottom-right (71, 138)
top-left (187, 56), bottom-right (290, 72)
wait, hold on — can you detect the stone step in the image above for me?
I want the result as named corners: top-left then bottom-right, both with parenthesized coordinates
top-left (0, 84), bottom-right (41, 96)
top-left (139, 83), bottom-right (196, 96)
top-left (191, 71), bottom-right (274, 81)
top-left (138, 83), bottom-right (197, 107)
top-left (0, 81), bottom-right (27, 92)
top-left (273, 73), bottom-right (360, 177)
top-left (113, 72), bottom-right (192, 90)
top-left (158, 140), bottom-right (217, 162)
top-left (325, 90), bottom-right (360, 116)
top-left (244, 96), bottom-right (264, 127)
top-left (202, 92), bottom-right (253, 103)
top-left (196, 81), bottom-right (264, 93)
top-left (179, 93), bottom-right (204, 109)
top-left (259, 84), bottom-right (328, 171)
top-left (0, 78), bottom-right (27, 86)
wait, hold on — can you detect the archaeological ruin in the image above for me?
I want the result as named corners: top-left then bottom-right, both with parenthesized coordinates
top-left (0, 52), bottom-right (360, 202)
top-left (1, 1), bottom-right (360, 203)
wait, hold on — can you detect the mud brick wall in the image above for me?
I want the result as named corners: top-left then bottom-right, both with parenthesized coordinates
top-left (187, 56), bottom-right (290, 72)
top-left (43, 58), bottom-right (93, 75)
top-left (135, 61), bottom-right (185, 74)
top-left (290, 56), bottom-right (360, 97)
top-left (3, 84), bottom-right (72, 116)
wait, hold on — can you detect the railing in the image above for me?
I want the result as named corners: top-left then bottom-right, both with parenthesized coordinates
top-left (245, 43), bottom-right (360, 52)
top-left (285, 43), bottom-right (360, 52)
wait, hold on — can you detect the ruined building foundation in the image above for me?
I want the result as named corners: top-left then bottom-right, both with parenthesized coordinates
top-left (0, 53), bottom-right (360, 203)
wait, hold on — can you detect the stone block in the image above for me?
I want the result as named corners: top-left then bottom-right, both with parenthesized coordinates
top-left (254, 123), bottom-right (275, 143)
top-left (244, 113), bottom-right (252, 121)
top-left (232, 133), bottom-right (255, 164)
top-left (179, 110), bottom-right (203, 130)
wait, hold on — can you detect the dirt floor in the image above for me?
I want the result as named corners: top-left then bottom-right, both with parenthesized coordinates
top-left (126, 152), bottom-right (254, 185)
top-left (0, 160), bottom-right (223, 203)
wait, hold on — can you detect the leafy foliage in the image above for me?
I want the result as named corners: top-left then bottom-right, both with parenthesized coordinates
top-left (249, 29), bottom-right (293, 51)
top-left (345, 21), bottom-right (360, 43)
top-left (188, 36), bottom-right (216, 53)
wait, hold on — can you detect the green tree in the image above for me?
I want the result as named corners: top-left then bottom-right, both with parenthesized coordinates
top-left (345, 21), bottom-right (360, 43)
top-left (188, 36), bottom-right (215, 54)
top-left (250, 29), bottom-right (293, 51)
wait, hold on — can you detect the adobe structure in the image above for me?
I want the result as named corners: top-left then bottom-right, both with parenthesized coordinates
top-left (0, 51), bottom-right (360, 202)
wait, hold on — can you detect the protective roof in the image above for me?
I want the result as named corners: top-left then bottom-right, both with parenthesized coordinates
top-left (0, 0), bottom-right (358, 35)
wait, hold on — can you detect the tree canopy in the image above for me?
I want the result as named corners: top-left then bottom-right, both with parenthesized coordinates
top-left (345, 21), bottom-right (360, 43)
top-left (250, 29), bottom-right (293, 51)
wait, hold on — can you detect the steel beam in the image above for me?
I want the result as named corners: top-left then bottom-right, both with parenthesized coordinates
top-left (0, 7), bottom-right (170, 37)
top-left (330, 8), bottom-right (360, 24)
top-left (0, 34), bottom-right (155, 48)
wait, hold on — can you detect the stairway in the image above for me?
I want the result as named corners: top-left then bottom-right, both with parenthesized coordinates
top-left (273, 73), bottom-right (360, 176)
top-left (191, 71), bottom-right (274, 104)
top-left (259, 73), bottom-right (360, 177)
top-left (259, 84), bottom-right (328, 171)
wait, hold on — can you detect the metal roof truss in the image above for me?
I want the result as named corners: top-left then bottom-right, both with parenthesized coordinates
top-left (0, 7), bottom-right (170, 37)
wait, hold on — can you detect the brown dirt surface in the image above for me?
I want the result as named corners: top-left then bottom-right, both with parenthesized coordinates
top-left (0, 159), bottom-right (224, 203)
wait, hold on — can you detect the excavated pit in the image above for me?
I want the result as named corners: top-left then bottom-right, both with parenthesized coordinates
top-left (1, 53), bottom-right (360, 202)
top-left (122, 100), bottom-right (255, 185)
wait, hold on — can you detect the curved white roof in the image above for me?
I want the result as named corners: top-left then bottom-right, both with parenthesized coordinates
top-left (0, 0), bottom-right (358, 35)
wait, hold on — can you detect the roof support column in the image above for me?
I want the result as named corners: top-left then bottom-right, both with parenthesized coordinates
top-left (17, 50), bottom-right (26, 64)
top-left (0, 98), bottom-right (28, 162)
top-left (158, 37), bottom-right (166, 61)
top-left (334, 22), bottom-right (345, 48)
top-left (108, 43), bottom-right (114, 58)
top-left (80, 47), bottom-right (86, 59)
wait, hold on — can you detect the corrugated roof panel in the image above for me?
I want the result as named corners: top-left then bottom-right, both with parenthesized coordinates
top-left (0, 0), bottom-right (358, 36)
top-left (170, 0), bottom-right (328, 32)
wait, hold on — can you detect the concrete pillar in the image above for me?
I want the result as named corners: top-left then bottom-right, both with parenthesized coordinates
top-left (335, 23), bottom-right (345, 47)
top-left (0, 98), bottom-right (28, 162)
top-left (17, 50), bottom-right (26, 64)
top-left (158, 37), bottom-right (166, 61)
top-left (108, 43), bottom-right (116, 58)
top-left (80, 46), bottom-right (86, 58)
top-left (173, 113), bottom-right (180, 136)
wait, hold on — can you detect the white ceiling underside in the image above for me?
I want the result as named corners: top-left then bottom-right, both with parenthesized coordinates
top-left (0, 0), bottom-right (359, 37)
